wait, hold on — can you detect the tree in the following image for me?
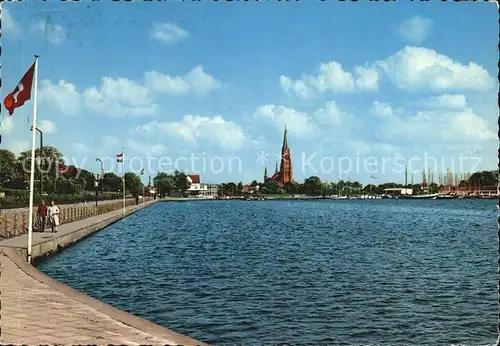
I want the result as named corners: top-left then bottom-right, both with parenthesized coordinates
top-left (102, 172), bottom-right (122, 192)
top-left (0, 149), bottom-right (16, 189)
top-left (124, 172), bottom-right (142, 197)
top-left (428, 183), bottom-right (439, 194)
top-left (284, 181), bottom-right (298, 194)
top-left (263, 179), bottom-right (281, 194)
top-left (237, 182), bottom-right (244, 195)
top-left (55, 175), bottom-right (86, 195)
top-left (320, 182), bottom-right (332, 196)
top-left (17, 146), bottom-right (64, 193)
top-left (469, 171), bottom-right (497, 187)
top-left (363, 184), bottom-right (379, 194)
top-left (153, 172), bottom-right (176, 197)
top-left (303, 176), bottom-right (322, 196)
top-left (174, 170), bottom-right (190, 194)
top-left (78, 169), bottom-right (97, 191)
top-left (225, 182), bottom-right (237, 196)
top-left (218, 183), bottom-right (227, 196)
top-left (295, 182), bottom-right (305, 194)
top-left (351, 181), bottom-right (362, 189)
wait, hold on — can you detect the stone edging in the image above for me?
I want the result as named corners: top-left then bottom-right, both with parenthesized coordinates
top-left (0, 201), bottom-right (207, 346)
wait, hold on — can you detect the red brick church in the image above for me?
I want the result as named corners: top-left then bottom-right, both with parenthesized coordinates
top-left (264, 125), bottom-right (294, 188)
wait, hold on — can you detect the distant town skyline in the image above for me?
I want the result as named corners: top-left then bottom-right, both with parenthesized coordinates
top-left (1, 2), bottom-right (497, 185)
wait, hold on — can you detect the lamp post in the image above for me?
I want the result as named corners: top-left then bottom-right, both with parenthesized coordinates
top-left (96, 158), bottom-right (104, 208)
top-left (30, 126), bottom-right (43, 198)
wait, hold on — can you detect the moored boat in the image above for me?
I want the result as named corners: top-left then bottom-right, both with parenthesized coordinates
top-left (411, 193), bottom-right (439, 199)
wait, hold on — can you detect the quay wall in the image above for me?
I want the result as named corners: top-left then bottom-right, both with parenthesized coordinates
top-left (0, 199), bottom-right (206, 345)
top-left (0, 198), bottom-right (149, 241)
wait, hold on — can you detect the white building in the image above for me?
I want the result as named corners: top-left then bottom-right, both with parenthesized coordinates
top-left (187, 175), bottom-right (218, 198)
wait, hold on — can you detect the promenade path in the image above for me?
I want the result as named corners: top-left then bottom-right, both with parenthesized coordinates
top-left (0, 200), bottom-right (139, 249)
top-left (0, 201), bottom-right (203, 345)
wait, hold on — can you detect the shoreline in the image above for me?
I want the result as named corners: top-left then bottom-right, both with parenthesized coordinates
top-left (159, 195), bottom-right (498, 202)
top-left (0, 200), bottom-right (205, 345)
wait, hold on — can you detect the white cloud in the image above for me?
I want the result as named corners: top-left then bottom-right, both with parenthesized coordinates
top-left (381, 107), bottom-right (495, 143)
top-left (307, 61), bottom-right (356, 93)
top-left (144, 71), bottom-right (190, 95)
top-left (422, 94), bottom-right (467, 109)
top-left (281, 46), bottom-right (493, 97)
top-left (137, 115), bottom-right (246, 150)
top-left (253, 105), bottom-right (315, 138)
top-left (454, 111), bottom-right (496, 141)
top-left (82, 77), bottom-right (159, 117)
top-left (397, 16), bottom-right (433, 44)
top-left (5, 140), bottom-right (29, 155)
top-left (3, 8), bottom-right (20, 36)
top-left (354, 66), bottom-right (379, 91)
top-left (314, 101), bottom-right (345, 125)
top-left (39, 80), bottom-right (80, 116)
top-left (150, 143), bottom-right (167, 156)
top-left (280, 62), bottom-right (379, 98)
top-left (184, 66), bottom-right (221, 95)
top-left (150, 22), bottom-right (189, 44)
top-left (31, 18), bottom-right (66, 45)
top-left (349, 140), bottom-right (401, 157)
top-left (72, 142), bottom-right (90, 155)
top-left (125, 140), bottom-right (167, 157)
top-left (0, 117), bottom-right (14, 134)
top-left (376, 46), bottom-right (495, 91)
top-left (39, 65), bottom-right (220, 118)
top-left (279, 76), bottom-right (316, 99)
top-left (102, 135), bottom-right (120, 147)
top-left (371, 101), bottom-right (394, 117)
top-left (37, 120), bottom-right (57, 134)
top-left (144, 66), bottom-right (220, 96)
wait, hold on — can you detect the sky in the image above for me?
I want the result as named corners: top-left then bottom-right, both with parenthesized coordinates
top-left (1, 1), bottom-right (498, 185)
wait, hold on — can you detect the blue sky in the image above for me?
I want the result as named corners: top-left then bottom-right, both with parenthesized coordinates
top-left (1, 1), bottom-right (498, 185)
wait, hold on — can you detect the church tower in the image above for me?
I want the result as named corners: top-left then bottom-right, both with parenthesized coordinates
top-left (264, 166), bottom-right (268, 181)
top-left (269, 125), bottom-right (294, 188)
top-left (279, 125), bottom-right (293, 185)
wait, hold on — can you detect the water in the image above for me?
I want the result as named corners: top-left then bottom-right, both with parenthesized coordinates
top-left (38, 199), bottom-right (498, 345)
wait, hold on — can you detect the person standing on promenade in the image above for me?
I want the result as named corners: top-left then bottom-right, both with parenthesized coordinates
top-left (47, 200), bottom-right (60, 233)
top-left (37, 200), bottom-right (47, 232)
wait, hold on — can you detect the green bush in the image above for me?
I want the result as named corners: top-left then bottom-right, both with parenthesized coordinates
top-left (0, 188), bottom-right (131, 209)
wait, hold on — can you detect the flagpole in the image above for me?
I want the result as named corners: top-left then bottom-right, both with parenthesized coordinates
top-left (142, 169), bottom-right (145, 206)
top-left (122, 146), bottom-right (125, 216)
top-left (27, 55), bottom-right (39, 264)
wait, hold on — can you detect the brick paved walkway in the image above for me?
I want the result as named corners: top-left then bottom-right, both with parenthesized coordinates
top-left (0, 201), bottom-right (203, 345)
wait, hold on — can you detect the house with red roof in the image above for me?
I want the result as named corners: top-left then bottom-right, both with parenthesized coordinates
top-left (187, 174), bottom-right (218, 198)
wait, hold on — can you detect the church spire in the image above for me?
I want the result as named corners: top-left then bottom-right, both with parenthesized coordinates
top-left (264, 166), bottom-right (268, 180)
top-left (275, 161), bottom-right (278, 173)
top-left (282, 124), bottom-right (288, 151)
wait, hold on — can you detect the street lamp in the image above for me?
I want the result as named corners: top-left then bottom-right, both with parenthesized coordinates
top-left (30, 126), bottom-right (43, 198)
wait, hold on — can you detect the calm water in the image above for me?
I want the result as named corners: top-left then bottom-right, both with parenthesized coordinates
top-left (38, 199), bottom-right (498, 344)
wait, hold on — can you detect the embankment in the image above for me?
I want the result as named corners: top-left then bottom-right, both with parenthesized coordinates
top-left (0, 199), bottom-right (206, 345)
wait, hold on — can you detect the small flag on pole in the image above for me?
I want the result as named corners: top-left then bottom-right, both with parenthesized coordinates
top-left (4, 62), bottom-right (36, 116)
top-left (117, 152), bottom-right (123, 163)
